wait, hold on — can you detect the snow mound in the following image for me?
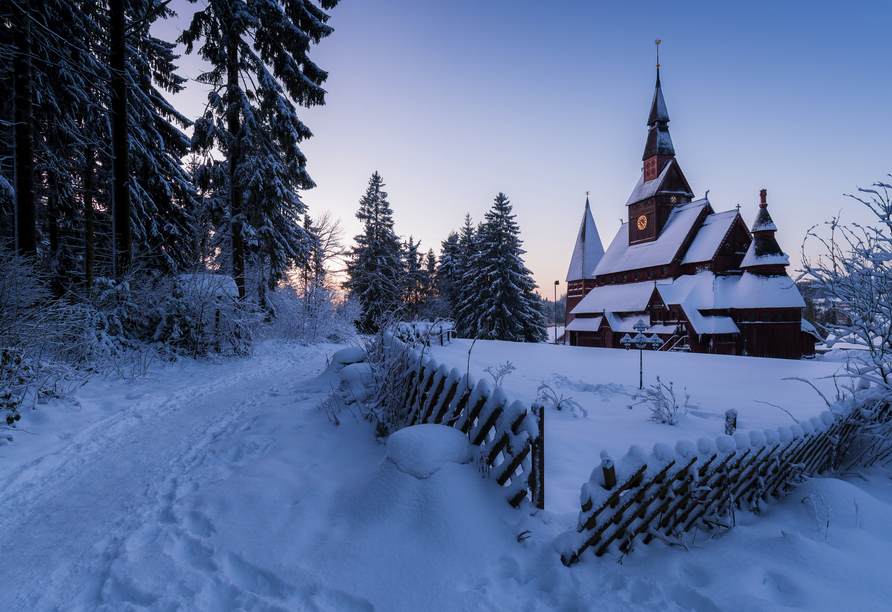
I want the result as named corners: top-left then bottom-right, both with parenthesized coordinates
top-left (303, 346), bottom-right (367, 390)
top-left (386, 424), bottom-right (473, 479)
top-left (328, 347), bottom-right (367, 374)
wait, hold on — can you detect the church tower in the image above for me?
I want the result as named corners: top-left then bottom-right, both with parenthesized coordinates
top-left (740, 189), bottom-right (790, 276)
top-left (626, 49), bottom-right (694, 245)
top-left (565, 195), bottom-right (604, 325)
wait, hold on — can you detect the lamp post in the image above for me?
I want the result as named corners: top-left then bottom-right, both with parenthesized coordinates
top-left (553, 280), bottom-right (559, 344)
top-left (620, 319), bottom-right (662, 389)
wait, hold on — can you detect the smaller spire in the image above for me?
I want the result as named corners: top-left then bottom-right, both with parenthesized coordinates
top-left (741, 189), bottom-right (787, 274)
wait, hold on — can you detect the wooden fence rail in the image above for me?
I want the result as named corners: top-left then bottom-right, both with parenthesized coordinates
top-left (394, 347), bottom-right (544, 509)
top-left (560, 408), bottom-right (862, 565)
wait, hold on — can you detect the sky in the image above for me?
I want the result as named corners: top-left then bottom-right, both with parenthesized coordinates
top-left (157, 0), bottom-right (892, 297)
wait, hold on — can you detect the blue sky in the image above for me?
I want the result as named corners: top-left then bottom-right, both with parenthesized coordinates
top-left (159, 0), bottom-right (892, 296)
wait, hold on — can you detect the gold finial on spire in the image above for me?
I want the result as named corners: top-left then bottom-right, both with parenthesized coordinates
top-left (655, 39), bottom-right (661, 68)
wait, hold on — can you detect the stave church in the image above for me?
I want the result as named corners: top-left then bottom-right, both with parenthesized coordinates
top-left (563, 63), bottom-right (819, 359)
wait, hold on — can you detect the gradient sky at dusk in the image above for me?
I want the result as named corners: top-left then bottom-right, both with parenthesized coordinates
top-left (159, 0), bottom-right (892, 296)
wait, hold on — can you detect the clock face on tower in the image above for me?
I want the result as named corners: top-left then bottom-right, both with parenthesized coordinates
top-left (637, 215), bottom-right (647, 231)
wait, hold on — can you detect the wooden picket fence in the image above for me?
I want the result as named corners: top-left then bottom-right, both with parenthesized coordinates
top-left (395, 348), bottom-right (545, 509)
top-left (559, 406), bottom-right (867, 565)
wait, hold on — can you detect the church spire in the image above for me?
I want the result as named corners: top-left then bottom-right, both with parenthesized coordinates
top-left (642, 39), bottom-right (675, 170)
top-left (647, 66), bottom-right (670, 127)
top-left (566, 194), bottom-right (604, 281)
top-left (642, 66), bottom-right (675, 162)
top-left (741, 189), bottom-right (790, 275)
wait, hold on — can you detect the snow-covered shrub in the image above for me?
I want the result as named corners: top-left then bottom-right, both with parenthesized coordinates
top-left (0, 246), bottom-right (90, 420)
top-left (801, 177), bottom-right (892, 467)
top-left (628, 377), bottom-right (690, 425)
top-left (265, 282), bottom-right (360, 345)
top-left (484, 361), bottom-right (516, 386)
top-left (537, 382), bottom-right (587, 417)
top-left (323, 326), bottom-right (420, 435)
top-left (393, 320), bottom-right (454, 348)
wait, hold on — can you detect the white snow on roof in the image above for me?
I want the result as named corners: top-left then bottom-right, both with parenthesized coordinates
top-left (604, 313), bottom-right (676, 335)
top-left (740, 244), bottom-right (790, 268)
top-left (574, 271), bottom-right (804, 318)
top-left (655, 272), bottom-right (715, 308)
top-left (594, 200), bottom-right (708, 276)
top-left (683, 307), bottom-right (740, 335)
top-left (751, 209), bottom-right (778, 232)
top-left (566, 202), bottom-right (605, 281)
top-left (625, 159), bottom-right (675, 206)
top-left (681, 210), bottom-right (740, 265)
top-left (565, 316), bottom-right (603, 332)
top-left (570, 281), bottom-right (656, 315)
top-left (656, 270), bottom-right (805, 311)
top-left (713, 272), bottom-right (805, 309)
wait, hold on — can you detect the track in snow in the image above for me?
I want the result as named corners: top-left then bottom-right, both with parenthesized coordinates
top-left (0, 343), bottom-right (367, 610)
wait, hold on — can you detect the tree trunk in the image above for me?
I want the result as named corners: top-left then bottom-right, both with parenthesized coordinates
top-left (110, 0), bottom-right (131, 279)
top-left (227, 30), bottom-right (245, 299)
top-left (84, 147), bottom-right (95, 289)
top-left (13, 0), bottom-right (36, 256)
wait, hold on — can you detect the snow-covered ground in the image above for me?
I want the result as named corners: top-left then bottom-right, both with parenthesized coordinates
top-left (1, 339), bottom-right (890, 611)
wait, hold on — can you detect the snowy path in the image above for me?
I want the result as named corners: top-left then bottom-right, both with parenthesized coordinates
top-left (2, 340), bottom-right (892, 611)
top-left (0, 343), bottom-right (364, 610)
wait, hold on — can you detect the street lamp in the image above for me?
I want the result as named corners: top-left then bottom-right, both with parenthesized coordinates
top-left (620, 319), bottom-right (662, 389)
top-left (553, 280), bottom-right (559, 344)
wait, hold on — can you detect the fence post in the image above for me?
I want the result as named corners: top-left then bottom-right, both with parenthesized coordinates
top-left (601, 451), bottom-right (616, 490)
top-left (531, 403), bottom-right (545, 510)
top-left (725, 409), bottom-right (738, 435)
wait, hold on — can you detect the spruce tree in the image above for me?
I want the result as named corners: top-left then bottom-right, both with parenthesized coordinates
top-left (435, 231), bottom-right (462, 319)
top-left (457, 193), bottom-right (546, 342)
top-left (345, 172), bottom-right (402, 332)
top-left (181, 0), bottom-right (339, 301)
top-left (402, 236), bottom-right (425, 319)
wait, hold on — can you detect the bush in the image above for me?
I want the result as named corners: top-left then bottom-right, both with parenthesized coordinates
top-left (628, 377), bottom-right (690, 425)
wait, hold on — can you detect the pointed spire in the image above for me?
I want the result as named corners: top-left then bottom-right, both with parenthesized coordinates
top-left (643, 65), bottom-right (675, 161)
top-left (566, 195), bottom-right (604, 281)
top-left (647, 67), bottom-right (670, 126)
top-left (741, 189), bottom-right (789, 274)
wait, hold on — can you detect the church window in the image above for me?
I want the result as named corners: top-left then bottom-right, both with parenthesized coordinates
top-left (611, 274), bottom-right (616, 283)
top-left (622, 273), bottom-right (627, 281)
top-left (634, 271), bottom-right (639, 280)
top-left (661, 266), bottom-right (667, 276)
top-left (647, 268), bottom-right (653, 278)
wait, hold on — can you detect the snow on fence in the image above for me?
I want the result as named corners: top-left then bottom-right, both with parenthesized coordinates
top-left (558, 406), bottom-right (869, 565)
top-left (396, 348), bottom-right (545, 509)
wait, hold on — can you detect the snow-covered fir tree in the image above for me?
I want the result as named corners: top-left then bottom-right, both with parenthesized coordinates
top-left (345, 172), bottom-right (403, 332)
top-left (402, 236), bottom-right (426, 319)
top-left (456, 193), bottom-right (546, 342)
top-left (436, 230), bottom-right (462, 318)
top-left (126, 0), bottom-right (198, 274)
top-left (181, 0), bottom-right (339, 302)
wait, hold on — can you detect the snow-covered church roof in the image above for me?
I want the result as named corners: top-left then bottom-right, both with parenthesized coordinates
top-left (566, 197), bottom-right (604, 281)
top-left (594, 199), bottom-right (709, 275)
top-left (625, 158), bottom-right (682, 206)
top-left (681, 210), bottom-right (740, 265)
top-left (572, 271), bottom-right (805, 333)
